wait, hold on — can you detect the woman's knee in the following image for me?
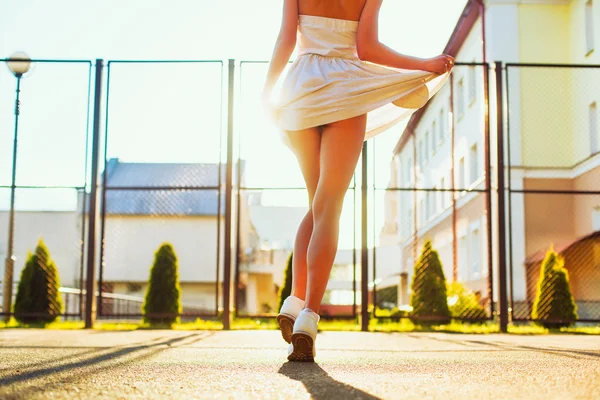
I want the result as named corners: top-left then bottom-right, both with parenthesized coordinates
top-left (311, 189), bottom-right (345, 222)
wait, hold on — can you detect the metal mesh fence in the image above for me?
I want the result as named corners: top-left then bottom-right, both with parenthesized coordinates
top-left (507, 65), bottom-right (600, 170)
top-left (372, 64), bottom-right (492, 321)
top-left (509, 193), bottom-right (600, 322)
top-left (99, 61), bottom-right (225, 319)
top-left (506, 65), bottom-right (600, 322)
top-left (0, 59), bottom-right (92, 319)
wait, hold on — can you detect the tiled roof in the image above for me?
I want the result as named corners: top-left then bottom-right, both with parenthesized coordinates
top-left (103, 158), bottom-right (238, 216)
top-left (524, 230), bottom-right (600, 265)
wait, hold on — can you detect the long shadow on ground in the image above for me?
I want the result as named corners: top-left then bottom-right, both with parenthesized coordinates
top-left (279, 362), bottom-right (381, 400)
top-left (0, 332), bottom-right (213, 399)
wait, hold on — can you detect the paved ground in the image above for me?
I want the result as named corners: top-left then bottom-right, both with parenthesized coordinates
top-left (0, 329), bottom-right (599, 399)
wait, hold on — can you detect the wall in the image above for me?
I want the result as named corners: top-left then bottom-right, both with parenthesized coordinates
top-left (108, 281), bottom-right (218, 313)
top-left (101, 215), bottom-right (223, 283)
top-left (0, 210), bottom-right (82, 287)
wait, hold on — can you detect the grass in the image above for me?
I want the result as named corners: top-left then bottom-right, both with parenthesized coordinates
top-left (0, 319), bottom-right (85, 330)
top-left (2, 317), bottom-right (599, 335)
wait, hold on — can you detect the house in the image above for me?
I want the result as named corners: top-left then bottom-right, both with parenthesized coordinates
top-left (524, 230), bottom-right (600, 319)
top-left (379, 0), bottom-right (600, 317)
top-left (98, 158), bottom-right (256, 315)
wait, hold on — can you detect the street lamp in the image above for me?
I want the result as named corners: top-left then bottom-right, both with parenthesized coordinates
top-left (3, 52), bottom-right (32, 322)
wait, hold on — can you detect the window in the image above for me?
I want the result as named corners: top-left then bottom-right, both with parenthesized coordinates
top-left (432, 121), bottom-right (437, 151)
top-left (470, 143), bottom-right (479, 184)
top-left (440, 178), bottom-right (446, 209)
top-left (432, 186), bottom-right (438, 216)
top-left (426, 192), bottom-right (431, 220)
top-left (586, 0), bottom-right (595, 55)
top-left (418, 140), bottom-right (423, 168)
top-left (444, 174), bottom-right (452, 206)
top-left (457, 78), bottom-right (465, 117)
top-left (470, 229), bottom-right (481, 280)
top-left (458, 235), bottom-right (468, 282)
top-left (419, 198), bottom-right (426, 226)
top-left (591, 102), bottom-right (598, 155)
top-left (425, 131), bottom-right (430, 162)
top-left (469, 65), bottom-right (477, 104)
top-left (406, 208), bottom-right (413, 236)
top-left (458, 157), bottom-right (466, 189)
top-left (439, 108), bottom-right (446, 143)
top-left (593, 206), bottom-right (600, 231)
top-left (405, 158), bottom-right (412, 185)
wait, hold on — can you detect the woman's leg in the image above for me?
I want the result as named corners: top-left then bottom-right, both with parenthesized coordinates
top-left (304, 114), bottom-right (367, 313)
top-left (284, 127), bottom-right (321, 300)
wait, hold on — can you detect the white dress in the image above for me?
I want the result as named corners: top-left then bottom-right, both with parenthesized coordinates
top-left (273, 15), bottom-right (450, 141)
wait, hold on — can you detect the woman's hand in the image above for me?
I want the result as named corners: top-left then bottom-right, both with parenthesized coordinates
top-left (423, 54), bottom-right (455, 74)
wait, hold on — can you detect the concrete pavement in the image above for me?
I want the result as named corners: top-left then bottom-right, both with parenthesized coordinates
top-left (1, 329), bottom-right (599, 399)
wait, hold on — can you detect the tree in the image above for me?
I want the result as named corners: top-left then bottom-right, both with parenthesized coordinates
top-left (410, 240), bottom-right (451, 324)
top-left (142, 243), bottom-right (182, 326)
top-left (14, 239), bottom-right (63, 324)
top-left (277, 252), bottom-right (293, 312)
top-left (531, 247), bottom-right (577, 328)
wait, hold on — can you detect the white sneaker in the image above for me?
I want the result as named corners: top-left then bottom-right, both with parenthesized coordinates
top-left (287, 308), bottom-right (320, 362)
top-left (276, 296), bottom-right (304, 344)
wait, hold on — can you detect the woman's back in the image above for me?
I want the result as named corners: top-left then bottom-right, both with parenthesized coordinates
top-left (298, 0), bottom-right (367, 22)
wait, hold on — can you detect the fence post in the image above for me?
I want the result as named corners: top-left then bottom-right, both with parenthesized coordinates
top-left (222, 59), bottom-right (235, 330)
top-left (84, 59), bottom-right (104, 329)
top-left (361, 141), bottom-right (369, 331)
top-left (494, 61), bottom-right (509, 333)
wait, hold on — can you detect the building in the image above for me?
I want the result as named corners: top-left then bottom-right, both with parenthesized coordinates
top-left (379, 0), bottom-right (600, 317)
top-left (244, 199), bottom-right (362, 316)
top-left (0, 199), bottom-right (83, 288)
top-left (98, 158), bottom-right (257, 315)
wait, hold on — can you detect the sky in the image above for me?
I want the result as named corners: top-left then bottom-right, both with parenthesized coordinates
top-left (0, 0), bottom-right (468, 248)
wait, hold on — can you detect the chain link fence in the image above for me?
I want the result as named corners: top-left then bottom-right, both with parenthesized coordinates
top-left (0, 59), bottom-right (92, 319)
top-left (373, 64), bottom-right (493, 321)
top-left (98, 60), bottom-right (225, 319)
top-left (506, 64), bottom-right (600, 322)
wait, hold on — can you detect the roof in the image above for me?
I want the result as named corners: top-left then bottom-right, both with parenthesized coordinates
top-left (103, 158), bottom-right (241, 216)
top-left (393, 0), bottom-right (482, 155)
top-left (524, 230), bottom-right (600, 265)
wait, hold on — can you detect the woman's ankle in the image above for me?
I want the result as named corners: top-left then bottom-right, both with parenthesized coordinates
top-left (291, 291), bottom-right (305, 301)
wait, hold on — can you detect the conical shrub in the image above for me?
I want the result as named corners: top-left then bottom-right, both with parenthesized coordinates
top-left (531, 247), bottom-right (577, 328)
top-left (277, 252), bottom-right (293, 312)
top-left (410, 240), bottom-right (451, 324)
top-left (142, 243), bottom-right (182, 326)
top-left (14, 239), bottom-right (63, 324)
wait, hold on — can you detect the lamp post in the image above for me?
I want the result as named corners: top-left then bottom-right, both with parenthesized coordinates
top-left (3, 52), bottom-right (31, 322)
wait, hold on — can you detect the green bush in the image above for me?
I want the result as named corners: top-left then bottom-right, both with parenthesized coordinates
top-left (410, 240), bottom-right (451, 324)
top-left (277, 252), bottom-right (293, 312)
top-left (447, 282), bottom-right (487, 320)
top-left (531, 247), bottom-right (578, 328)
top-left (142, 243), bottom-right (182, 326)
top-left (14, 239), bottom-right (63, 325)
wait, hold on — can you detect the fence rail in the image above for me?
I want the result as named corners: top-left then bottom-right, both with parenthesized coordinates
top-left (1, 58), bottom-right (599, 329)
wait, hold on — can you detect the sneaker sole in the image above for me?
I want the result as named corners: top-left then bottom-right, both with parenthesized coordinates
top-left (276, 314), bottom-right (295, 344)
top-left (288, 332), bottom-right (314, 362)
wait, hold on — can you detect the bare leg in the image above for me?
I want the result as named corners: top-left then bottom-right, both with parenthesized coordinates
top-left (284, 127), bottom-right (321, 300)
top-left (304, 115), bottom-right (367, 313)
